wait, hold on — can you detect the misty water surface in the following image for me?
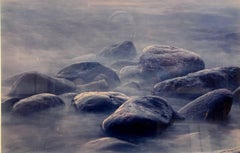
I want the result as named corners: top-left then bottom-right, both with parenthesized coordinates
top-left (1, 0), bottom-right (240, 153)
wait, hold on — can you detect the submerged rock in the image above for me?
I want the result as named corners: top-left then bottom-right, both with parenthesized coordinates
top-left (102, 96), bottom-right (182, 137)
top-left (81, 137), bottom-right (137, 152)
top-left (8, 72), bottom-right (76, 98)
top-left (56, 62), bottom-right (120, 88)
top-left (73, 91), bottom-right (129, 113)
top-left (178, 89), bottom-right (233, 121)
top-left (153, 67), bottom-right (240, 99)
top-left (99, 41), bottom-right (137, 60)
top-left (12, 93), bottom-right (65, 115)
top-left (139, 45), bottom-right (205, 81)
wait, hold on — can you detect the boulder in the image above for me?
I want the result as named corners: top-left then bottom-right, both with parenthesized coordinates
top-left (99, 41), bottom-right (137, 60)
top-left (56, 62), bottom-right (120, 88)
top-left (12, 93), bottom-right (65, 115)
top-left (153, 67), bottom-right (240, 99)
top-left (102, 96), bottom-right (182, 137)
top-left (8, 72), bottom-right (76, 98)
top-left (81, 137), bottom-right (137, 152)
top-left (178, 89), bottom-right (233, 120)
top-left (73, 91), bottom-right (129, 113)
top-left (119, 45), bottom-right (205, 89)
top-left (139, 45), bottom-right (205, 81)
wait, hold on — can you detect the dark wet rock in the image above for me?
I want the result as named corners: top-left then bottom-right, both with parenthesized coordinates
top-left (99, 41), bottom-right (137, 60)
top-left (1, 97), bottom-right (21, 113)
top-left (12, 93), bottom-right (65, 115)
top-left (153, 67), bottom-right (240, 99)
top-left (233, 87), bottom-right (240, 104)
top-left (139, 45), bottom-right (205, 81)
top-left (178, 89), bottom-right (233, 121)
top-left (111, 60), bottom-right (138, 70)
top-left (8, 72), bottom-right (76, 98)
top-left (119, 45), bottom-right (205, 90)
top-left (73, 91), bottom-right (129, 113)
top-left (82, 137), bottom-right (137, 152)
top-left (56, 62), bottom-right (120, 88)
top-left (102, 96), bottom-right (182, 137)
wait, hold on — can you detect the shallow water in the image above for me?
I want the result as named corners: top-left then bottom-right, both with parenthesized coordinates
top-left (2, 0), bottom-right (240, 153)
top-left (2, 97), bottom-right (240, 153)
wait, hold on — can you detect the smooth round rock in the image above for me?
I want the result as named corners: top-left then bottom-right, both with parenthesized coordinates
top-left (81, 137), bottom-right (137, 152)
top-left (12, 93), bottom-right (65, 115)
top-left (178, 89), bottom-right (233, 120)
top-left (8, 72), bottom-right (76, 98)
top-left (56, 62), bottom-right (120, 88)
top-left (139, 45), bottom-right (205, 81)
top-left (73, 91), bottom-right (129, 113)
top-left (99, 41), bottom-right (137, 60)
top-left (153, 67), bottom-right (240, 99)
top-left (102, 96), bottom-right (181, 137)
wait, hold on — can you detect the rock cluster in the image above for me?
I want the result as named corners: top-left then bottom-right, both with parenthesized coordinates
top-left (2, 41), bottom-right (239, 152)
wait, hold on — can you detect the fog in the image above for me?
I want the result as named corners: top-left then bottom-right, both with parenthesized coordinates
top-left (1, 0), bottom-right (240, 153)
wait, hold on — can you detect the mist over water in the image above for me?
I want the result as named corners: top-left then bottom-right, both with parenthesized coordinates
top-left (2, 0), bottom-right (240, 153)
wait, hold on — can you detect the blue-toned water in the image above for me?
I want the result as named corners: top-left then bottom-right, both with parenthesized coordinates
top-left (2, 0), bottom-right (240, 153)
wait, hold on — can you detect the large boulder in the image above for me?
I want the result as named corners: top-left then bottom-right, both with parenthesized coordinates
top-left (139, 45), bottom-right (205, 81)
top-left (102, 96), bottom-right (182, 137)
top-left (81, 137), bottom-right (137, 152)
top-left (99, 41), bottom-right (137, 60)
top-left (153, 67), bottom-right (240, 99)
top-left (12, 93), bottom-right (65, 115)
top-left (73, 91), bottom-right (129, 113)
top-left (8, 72), bottom-right (76, 98)
top-left (178, 89), bottom-right (233, 121)
top-left (119, 45), bottom-right (205, 89)
top-left (56, 62), bottom-right (120, 88)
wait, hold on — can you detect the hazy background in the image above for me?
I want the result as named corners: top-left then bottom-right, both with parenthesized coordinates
top-left (1, 0), bottom-right (240, 153)
top-left (2, 0), bottom-right (240, 79)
